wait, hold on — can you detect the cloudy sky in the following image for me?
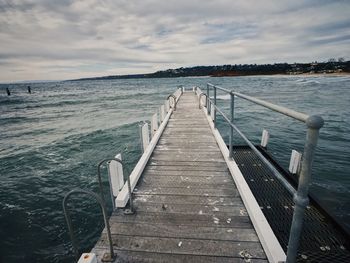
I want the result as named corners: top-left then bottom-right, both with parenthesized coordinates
top-left (0, 0), bottom-right (349, 82)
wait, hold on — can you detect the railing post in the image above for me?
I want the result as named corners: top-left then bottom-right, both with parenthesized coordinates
top-left (229, 92), bottom-right (235, 158)
top-left (286, 115), bottom-right (324, 263)
top-left (213, 86), bottom-right (217, 128)
top-left (207, 84), bottom-right (210, 115)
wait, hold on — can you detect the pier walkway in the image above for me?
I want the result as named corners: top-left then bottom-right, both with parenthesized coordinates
top-left (92, 92), bottom-right (268, 262)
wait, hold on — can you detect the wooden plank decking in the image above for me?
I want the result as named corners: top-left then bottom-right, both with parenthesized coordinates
top-left (92, 92), bottom-right (267, 262)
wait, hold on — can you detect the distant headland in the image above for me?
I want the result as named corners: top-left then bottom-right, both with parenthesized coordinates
top-left (73, 59), bottom-right (350, 81)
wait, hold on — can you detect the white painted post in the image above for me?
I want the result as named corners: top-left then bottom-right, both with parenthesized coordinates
top-left (151, 112), bottom-right (158, 137)
top-left (165, 100), bottom-right (170, 112)
top-left (261, 129), bottom-right (269, 148)
top-left (289, 150), bottom-right (302, 174)
top-left (141, 122), bottom-right (150, 152)
top-left (160, 105), bottom-right (165, 122)
top-left (108, 153), bottom-right (124, 198)
top-left (210, 103), bottom-right (215, 120)
top-left (200, 94), bottom-right (205, 105)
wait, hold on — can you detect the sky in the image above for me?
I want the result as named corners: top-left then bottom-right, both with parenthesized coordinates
top-left (0, 0), bottom-right (349, 82)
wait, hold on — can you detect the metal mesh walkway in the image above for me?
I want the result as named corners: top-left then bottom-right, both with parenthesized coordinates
top-left (232, 146), bottom-right (350, 263)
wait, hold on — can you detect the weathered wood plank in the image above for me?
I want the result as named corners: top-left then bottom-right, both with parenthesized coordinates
top-left (162, 132), bottom-right (213, 136)
top-left (133, 194), bottom-right (239, 207)
top-left (134, 186), bottom-right (238, 197)
top-left (131, 202), bottom-right (246, 215)
top-left (154, 145), bottom-right (221, 151)
top-left (139, 174), bottom-right (233, 185)
top-left (102, 222), bottom-right (259, 242)
top-left (159, 136), bottom-right (216, 141)
top-left (95, 235), bottom-right (266, 259)
top-left (145, 165), bottom-right (229, 172)
top-left (150, 152), bottom-right (224, 159)
top-left (166, 126), bottom-right (208, 132)
top-left (91, 248), bottom-right (268, 263)
top-left (153, 147), bottom-right (222, 153)
top-left (158, 138), bottom-right (217, 143)
top-left (149, 159), bottom-right (225, 164)
top-left (136, 178), bottom-right (236, 190)
top-left (163, 127), bottom-right (211, 132)
top-left (142, 169), bottom-right (231, 177)
top-left (109, 211), bottom-right (251, 228)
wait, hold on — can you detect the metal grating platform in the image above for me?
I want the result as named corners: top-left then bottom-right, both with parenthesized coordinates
top-left (232, 145), bottom-right (350, 262)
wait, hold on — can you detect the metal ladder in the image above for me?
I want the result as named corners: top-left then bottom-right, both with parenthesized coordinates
top-left (62, 158), bottom-right (135, 261)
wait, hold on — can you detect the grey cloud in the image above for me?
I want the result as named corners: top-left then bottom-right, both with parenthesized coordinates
top-left (308, 35), bottom-right (350, 46)
top-left (0, 0), bottom-right (350, 81)
top-left (310, 20), bottom-right (350, 35)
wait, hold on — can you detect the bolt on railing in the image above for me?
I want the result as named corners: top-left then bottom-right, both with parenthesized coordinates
top-left (205, 83), bottom-right (324, 263)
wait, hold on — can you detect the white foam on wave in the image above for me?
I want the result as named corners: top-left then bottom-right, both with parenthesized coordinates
top-left (216, 94), bottom-right (238, 100)
top-left (1, 202), bottom-right (21, 210)
top-left (295, 79), bottom-right (320, 85)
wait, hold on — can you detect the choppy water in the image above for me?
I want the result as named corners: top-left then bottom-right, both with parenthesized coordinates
top-left (0, 76), bottom-right (349, 262)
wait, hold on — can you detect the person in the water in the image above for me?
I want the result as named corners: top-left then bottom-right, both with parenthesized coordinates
top-left (27, 86), bottom-right (31, 94)
top-left (6, 87), bottom-right (10, 96)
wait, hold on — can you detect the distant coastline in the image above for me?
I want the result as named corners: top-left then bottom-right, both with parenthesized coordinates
top-left (72, 60), bottom-right (350, 81)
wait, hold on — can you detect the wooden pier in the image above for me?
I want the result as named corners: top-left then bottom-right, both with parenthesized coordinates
top-left (66, 87), bottom-right (350, 263)
top-left (91, 92), bottom-right (268, 262)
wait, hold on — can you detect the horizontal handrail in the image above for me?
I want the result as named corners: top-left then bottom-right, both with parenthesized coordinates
top-left (207, 83), bottom-right (309, 122)
top-left (207, 83), bottom-right (231, 93)
top-left (210, 100), bottom-right (297, 195)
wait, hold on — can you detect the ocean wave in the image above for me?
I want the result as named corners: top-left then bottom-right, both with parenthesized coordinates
top-left (1, 77), bottom-right (349, 263)
top-left (313, 181), bottom-right (350, 194)
top-left (295, 79), bottom-right (320, 84)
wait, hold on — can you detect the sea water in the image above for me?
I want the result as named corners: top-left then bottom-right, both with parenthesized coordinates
top-left (0, 76), bottom-right (349, 262)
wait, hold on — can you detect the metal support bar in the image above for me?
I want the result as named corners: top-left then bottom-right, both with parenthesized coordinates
top-left (167, 94), bottom-right (177, 111)
top-left (138, 122), bottom-right (144, 152)
top-left (207, 84), bottom-right (210, 115)
top-left (97, 158), bottom-right (134, 213)
top-left (62, 189), bottom-right (115, 261)
top-left (229, 92), bottom-right (234, 158)
top-left (208, 100), bottom-right (211, 115)
top-left (211, 100), bottom-right (297, 195)
top-left (286, 115), bottom-right (324, 263)
top-left (213, 86), bottom-right (217, 128)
